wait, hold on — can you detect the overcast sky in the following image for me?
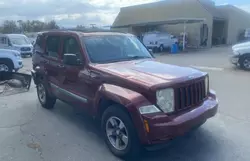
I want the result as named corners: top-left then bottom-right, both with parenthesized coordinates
top-left (0, 0), bottom-right (249, 28)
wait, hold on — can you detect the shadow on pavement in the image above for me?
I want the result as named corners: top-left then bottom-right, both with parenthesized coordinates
top-left (47, 100), bottom-right (221, 161)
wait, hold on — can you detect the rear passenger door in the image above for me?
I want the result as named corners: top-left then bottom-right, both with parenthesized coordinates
top-left (43, 35), bottom-right (63, 92)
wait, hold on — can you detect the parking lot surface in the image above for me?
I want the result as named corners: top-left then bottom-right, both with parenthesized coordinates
top-left (1, 46), bottom-right (250, 161)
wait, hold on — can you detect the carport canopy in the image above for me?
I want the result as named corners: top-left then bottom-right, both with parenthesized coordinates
top-left (130, 18), bottom-right (206, 50)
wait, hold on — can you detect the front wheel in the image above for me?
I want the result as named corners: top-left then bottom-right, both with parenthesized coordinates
top-left (37, 82), bottom-right (56, 109)
top-left (0, 61), bottom-right (13, 72)
top-left (240, 56), bottom-right (250, 70)
top-left (101, 105), bottom-right (142, 158)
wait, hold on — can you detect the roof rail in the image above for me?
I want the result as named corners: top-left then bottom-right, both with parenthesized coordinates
top-left (43, 28), bottom-right (127, 34)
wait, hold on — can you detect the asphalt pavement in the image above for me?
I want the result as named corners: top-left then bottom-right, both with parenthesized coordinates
top-left (1, 46), bottom-right (250, 161)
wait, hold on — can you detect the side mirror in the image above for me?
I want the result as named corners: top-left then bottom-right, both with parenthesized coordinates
top-left (63, 54), bottom-right (81, 66)
top-left (8, 40), bottom-right (12, 47)
top-left (148, 49), bottom-right (153, 54)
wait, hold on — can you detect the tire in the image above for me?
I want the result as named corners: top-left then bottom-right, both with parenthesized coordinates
top-left (0, 60), bottom-right (14, 72)
top-left (239, 55), bottom-right (250, 71)
top-left (158, 45), bottom-right (164, 53)
top-left (37, 82), bottom-right (56, 109)
top-left (101, 105), bottom-right (142, 158)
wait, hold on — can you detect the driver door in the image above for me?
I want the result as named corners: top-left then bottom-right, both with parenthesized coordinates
top-left (59, 35), bottom-right (90, 110)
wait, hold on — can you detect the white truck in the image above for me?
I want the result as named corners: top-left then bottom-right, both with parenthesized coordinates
top-left (230, 41), bottom-right (250, 70)
top-left (142, 31), bottom-right (178, 52)
top-left (0, 49), bottom-right (23, 72)
top-left (0, 34), bottom-right (33, 57)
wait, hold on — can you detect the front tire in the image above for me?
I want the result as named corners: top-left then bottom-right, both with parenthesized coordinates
top-left (240, 55), bottom-right (250, 70)
top-left (101, 105), bottom-right (142, 158)
top-left (0, 60), bottom-right (14, 72)
top-left (37, 82), bottom-right (56, 109)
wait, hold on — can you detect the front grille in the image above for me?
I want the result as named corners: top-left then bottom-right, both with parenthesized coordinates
top-left (21, 47), bottom-right (31, 51)
top-left (175, 79), bottom-right (206, 111)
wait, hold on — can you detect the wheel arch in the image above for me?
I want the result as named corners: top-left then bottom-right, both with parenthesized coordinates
top-left (0, 58), bottom-right (14, 69)
top-left (93, 84), bottom-right (146, 119)
top-left (93, 84), bottom-right (151, 145)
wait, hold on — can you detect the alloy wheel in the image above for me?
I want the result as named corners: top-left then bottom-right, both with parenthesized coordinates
top-left (0, 64), bottom-right (9, 72)
top-left (37, 84), bottom-right (46, 104)
top-left (243, 57), bottom-right (250, 69)
top-left (105, 116), bottom-right (129, 151)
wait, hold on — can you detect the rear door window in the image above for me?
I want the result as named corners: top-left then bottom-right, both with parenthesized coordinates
top-left (46, 35), bottom-right (60, 58)
top-left (34, 35), bottom-right (44, 53)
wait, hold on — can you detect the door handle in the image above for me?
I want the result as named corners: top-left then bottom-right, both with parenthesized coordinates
top-left (42, 60), bottom-right (49, 64)
top-left (57, 64), bottom-right (65, 68)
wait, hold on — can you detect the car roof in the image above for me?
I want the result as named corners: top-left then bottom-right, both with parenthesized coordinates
top-left (39, 29), bottom-right (132, 37)
top-left (7, 34), bottom-right (27, 36)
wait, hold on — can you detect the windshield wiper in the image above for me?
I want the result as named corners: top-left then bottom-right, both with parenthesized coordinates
top-left (127, 56), bottom-right (151, 60)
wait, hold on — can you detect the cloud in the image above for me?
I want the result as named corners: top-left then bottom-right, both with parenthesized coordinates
top-left (237, 4), bottom-right (250, 13)
top-left (0, 0), bottom-right (158, 27)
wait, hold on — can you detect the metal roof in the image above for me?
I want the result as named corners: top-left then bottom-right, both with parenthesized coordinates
top-left (112, 18), bottom-right (205, 28)
top-left (112, 0), bottom-right (226, 28)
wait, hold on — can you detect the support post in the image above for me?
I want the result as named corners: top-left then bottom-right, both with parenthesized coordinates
top-left (183, 21), bottom-right (186, 51)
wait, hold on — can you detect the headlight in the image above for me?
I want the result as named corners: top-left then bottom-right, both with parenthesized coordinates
top-left (205, 76), bottom-right (209, 95)
top-left (12, 51), bottom-right (21, 57)
top-left (13, 46), bottom-right (20, 51)
top-left (156, 88), bottom-right (174, 113)
top-left (139, 105), bottom-right (161, 114)
top-left (233, 50), bottom-right (239, 55)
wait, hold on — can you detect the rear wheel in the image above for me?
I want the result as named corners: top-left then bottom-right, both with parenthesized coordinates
top-left (101, 105), bottom-right (142, 158)
top-left (37, 82), bottom-right (56, 109)
top-left (240, 55), bottom-right (250, 70)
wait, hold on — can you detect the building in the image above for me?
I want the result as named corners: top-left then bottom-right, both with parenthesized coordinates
top-left (112, 0), bottom-right (250, 48)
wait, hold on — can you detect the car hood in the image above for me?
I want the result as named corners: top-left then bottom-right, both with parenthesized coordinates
top-left (0, 48), bottom-right (20, 54)
top-left (232, 41), bottom-right (250, 50)
top-left (93, 59), bottom-right (205, 88)
top-left (13, 44), bottom-right (33, 48)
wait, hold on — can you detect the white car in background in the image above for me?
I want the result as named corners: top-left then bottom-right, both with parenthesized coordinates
top-left (0, 49), bottom-right (23, 72)
top-left (142, 31), bottom-right (178, 52)
top-left (230, 41), bottom-right (250, 70)
top-left (0, 34), bottom-right (33, 57)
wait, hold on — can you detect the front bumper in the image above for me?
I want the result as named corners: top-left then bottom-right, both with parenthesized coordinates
top-left (230, 55), bottom-right (240, 65)
top-left (140, 96), bottom-right (218, 145)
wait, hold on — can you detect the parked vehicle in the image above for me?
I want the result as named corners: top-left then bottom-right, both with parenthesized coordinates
top-left (0, 34), bottom-right (33, 57)
top-left (142, 31), bottom-right (178, 52)
top-left (0, 49), bottom-right (23, 72)
top-left (31, 30), bottom-right (218, 158)
top-left (230, 41), bottom-right (250, 70)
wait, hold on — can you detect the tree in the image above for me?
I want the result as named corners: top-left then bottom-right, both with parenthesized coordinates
top-left (0, 20), bottom-right (60, 33)
top-left (1, 20), bottom-right (18, 33)
top-left (46, 20), bottom-right (59, 30)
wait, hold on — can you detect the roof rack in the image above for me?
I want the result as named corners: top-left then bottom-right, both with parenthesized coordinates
top-left (42, 28), bottom-right (128, 34)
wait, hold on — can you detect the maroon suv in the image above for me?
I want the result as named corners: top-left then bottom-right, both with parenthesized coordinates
top-left (31, 30), bottom-right (218, 158)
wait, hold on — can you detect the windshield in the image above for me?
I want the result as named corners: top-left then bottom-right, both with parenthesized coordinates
top-left (8, 35), bottom-right (30, 45)
top-left (82, 35), bottom-right (152, 63)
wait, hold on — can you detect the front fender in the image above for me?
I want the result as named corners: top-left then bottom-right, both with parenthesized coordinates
top-left (93, 83), bottom-right (152, 144)
top-left (94, 84), bottom-right (150, 111)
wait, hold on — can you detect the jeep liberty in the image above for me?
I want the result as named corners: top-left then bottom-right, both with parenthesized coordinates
top-left (31, 30), bottom-right (218, 158)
